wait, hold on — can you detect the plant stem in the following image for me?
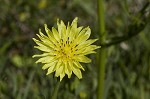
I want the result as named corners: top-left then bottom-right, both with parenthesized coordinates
top-left (97, 0), bottom-right (106, 99)
top-left (101, 1), bottom-right (150, 47)
top-left (51, 81), bottom-right (61, 99)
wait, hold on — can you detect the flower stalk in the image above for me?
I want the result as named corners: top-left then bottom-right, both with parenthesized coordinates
top-left (51, 81), bottom-right (61, 99)
top-left (97, 0), bottom-right (106, 99)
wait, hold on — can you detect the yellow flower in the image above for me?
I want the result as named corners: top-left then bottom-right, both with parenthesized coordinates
top-left (33, 17), bottom-right (100, 81)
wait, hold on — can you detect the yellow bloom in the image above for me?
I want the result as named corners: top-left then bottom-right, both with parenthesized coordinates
top-left (33, 17), bottom-right (100, 81)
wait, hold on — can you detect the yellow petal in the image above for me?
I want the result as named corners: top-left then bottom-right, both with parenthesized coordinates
top-left (46, 63), bottom-right (56, 75)
top-left (55, 66), bottom-right (63, 77)
top-left (42, 61), bottom-right (56, 70)
top-left (39, 29), bottom-right (46, 37)
top-left (60, 72), bottom-right (65, 81)
top-left (74, 55), bottom-right (91, 63)
top-left (70, 60), bottom-right (83, 79)
top-left (72, 66), bottom-right (82, 79)
top-left (37, 33), bottom-right (56, 49)
top-left (77, 26), bottom-right (83, 35)
top-left (44, 24), bottom-right (53, 37)
top-left (67, 71), bottom-right (72, 78)
top-left (32, 53), bottom-right (51, 58)
top-left (33, 38), bottom-right (45, 47)
top-left (64, 61), bottom-right (72, 78)
top-left (73, 61), bottom-right (85, 71)
top-left (81, 51), bottom-right (96, 55)
top-left (34, 46), bottom-right (53, 52)
top-left (73, 48), bottom-right (85, 55)
top-left (65, 22), bottom-right (71, 39)
top-left (44, 24), bottom-right (58, 44)
top-left (33, 38), bottom-right (54, 52)
top-left (52, 27), bottom-right (60, 42)
top-left (57, 19), bottom-right (66, 38)
top-left (69, 17), bottom-right (78, 41)
top-left (54, 60), bottom-right (62, 70)
top-left (83, 45), bottom-right (100, 53)
top-left (71, 17), bottom-right (78, 26)
top-left (35, 56), bottom-right (54, 63)
top-left (76, 39), bottom-right (98, 50)
top-left (74, 27), bottom-right (91, 44)
top-left (38, 29), bottom-right (56, 48)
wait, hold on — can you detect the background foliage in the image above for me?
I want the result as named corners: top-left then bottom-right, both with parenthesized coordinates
top-left (0, 0), bottom-right (150, 99)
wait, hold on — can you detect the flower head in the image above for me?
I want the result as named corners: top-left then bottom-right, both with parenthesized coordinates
top-left (33, 17), bottom-right (100, 81)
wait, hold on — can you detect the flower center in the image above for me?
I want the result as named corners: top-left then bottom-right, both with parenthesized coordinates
top-left (55, 38), bottom-right (77, 61)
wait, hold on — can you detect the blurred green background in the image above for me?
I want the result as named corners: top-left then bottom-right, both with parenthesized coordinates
top-left (0, 0), bottom-right (150, 99)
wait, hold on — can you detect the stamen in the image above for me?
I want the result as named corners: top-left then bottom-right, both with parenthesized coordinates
top-left (53, 43), bottom-right (56, 46)
top-left (75, 44), bottom-right (78, 47)
top-left (75, 49), bottom-right (78, 51)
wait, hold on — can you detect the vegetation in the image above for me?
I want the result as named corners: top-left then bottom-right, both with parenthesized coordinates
top-left (0, 0), bottom-right (150, 99)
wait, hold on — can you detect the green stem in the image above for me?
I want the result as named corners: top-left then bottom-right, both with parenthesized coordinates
top-left (97, 0), bottom-right (106, 99)
top-left (101, 1), bottom-right (150, 47)
top-left (51, 81), bottom-right (61, 99)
